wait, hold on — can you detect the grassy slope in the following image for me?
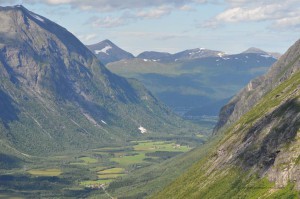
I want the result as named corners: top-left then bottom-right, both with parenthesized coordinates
top-left (154, 71), bottom-right (300, 199)
top-left (108, 58), bottom-right (260, 100)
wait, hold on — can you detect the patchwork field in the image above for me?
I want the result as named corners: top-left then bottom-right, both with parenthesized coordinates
top-left (0, 140), bottom-right (192, 198)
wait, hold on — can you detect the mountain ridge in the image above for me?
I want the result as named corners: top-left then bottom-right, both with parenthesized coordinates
top-left (88, 39), bottom-right (281, 64)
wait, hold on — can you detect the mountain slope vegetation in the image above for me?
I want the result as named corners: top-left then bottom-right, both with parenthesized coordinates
top-left (107, 50), bottom-right (276, 118)
top-left (215, 39), bottom-right (300, 131)
top-left (155, 40), bottom-right (300, 198)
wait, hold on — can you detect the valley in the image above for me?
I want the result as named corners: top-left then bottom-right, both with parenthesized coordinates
top-left (0, 2), bottom-right (299, 199)
top-left (105, 45), bottom-right (277, 122)
top-left (0, 139), bottom-right (192, 198)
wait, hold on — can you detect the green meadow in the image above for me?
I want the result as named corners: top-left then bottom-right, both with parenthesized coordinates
top-left (27, 169), bottom-right (62, 176)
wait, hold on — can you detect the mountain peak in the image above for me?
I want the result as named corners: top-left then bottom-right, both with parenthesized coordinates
top-left (87, 40), bottom-right (134, 65)
top-left (0, 5), bottom-right (35, 17)
top-left (242, 47), bottom-right (268, 54)
top-left (96, 39), bottom-right (115, 47)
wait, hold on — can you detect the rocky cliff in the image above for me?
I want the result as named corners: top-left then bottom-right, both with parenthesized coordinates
top-left (215, 39), bottom-right (300, 132)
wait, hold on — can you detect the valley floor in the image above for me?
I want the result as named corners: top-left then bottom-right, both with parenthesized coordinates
top-left (0, 139), bottom-right (193, 198)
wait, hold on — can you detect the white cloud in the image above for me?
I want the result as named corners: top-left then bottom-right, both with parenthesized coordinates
top-left (215, 5), bottom-right (278, 22)
top-left (273, 16), bottom-right (300, 29)
top-left (136, 6), bottom-right (172, 19)
top-left (77, 33), bottom-right (98, 43)
top-left (91, 16), bottom-right (126, 28)
top-left (179, 5), bottom-right (195, 11)
top-left (204, 1), bottom-right (300, 29)
top-left (5, 0), bottom-right (206, 12)
top-left (0, 0), bottom-right (207, 28)
top-left (46, 0), bottom-right (72, 4)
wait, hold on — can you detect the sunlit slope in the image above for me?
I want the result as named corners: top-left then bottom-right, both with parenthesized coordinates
top-left (155, 62), bottom-right (300, 199)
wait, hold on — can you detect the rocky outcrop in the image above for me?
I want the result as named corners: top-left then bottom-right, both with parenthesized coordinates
top-left (215, 39), bottom-right (300, 132)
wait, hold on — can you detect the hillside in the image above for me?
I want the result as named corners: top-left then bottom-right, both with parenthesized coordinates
top-left (215, 39), bottom-right (300, 132)
top-left (0, 5), bottom-right (203, 157)
top-left (107, 51), bottom-right (276, 120)
top-left (155, 40), bottom-right (300, 198)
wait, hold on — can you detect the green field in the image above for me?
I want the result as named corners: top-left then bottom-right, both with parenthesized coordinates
top-left (133, 140), bottom-right (190, 152)
top-left (98, 174), bottom-right (126, 179)
top-left (110, 153), bottom-right (146, 166)
top-left (78, 156), bottom-right (98, 164)
top-left (98, 168), bottom-right (125, 174)
top-left (80, 179), bottom-right (113, 186)
top-left (27, 169), bottom-right (62, 176)
top-left (0, 194), bottom-right (24, 199)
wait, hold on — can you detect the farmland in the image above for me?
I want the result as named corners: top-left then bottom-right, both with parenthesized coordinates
top-left (0, 140), bottom-right (192, 198)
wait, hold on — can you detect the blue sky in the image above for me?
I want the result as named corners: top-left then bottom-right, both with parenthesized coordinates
top-left (0, 0), bottom-right (299, 55)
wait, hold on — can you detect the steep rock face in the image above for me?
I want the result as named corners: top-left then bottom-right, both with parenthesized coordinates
top-left (215, 39), bottom-right (300, 132)
top-left (0, 6), bottom-right (198, 156)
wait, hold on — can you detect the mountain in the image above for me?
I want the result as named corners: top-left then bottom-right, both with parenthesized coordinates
top-left (242, 47), bottom-right (281, 59)
top-left (137, 51), bottom-right (171, 60)
top-left (215, 40), bottom-right (300, 132)
top-left (171, 48), bottom-right (224, 61)
top-left (269, 52), bottom-right (282, 59)
top-left (86, 39), bottom-right (134, 65)
top-left (0, 5), bottom-right (202, 156)
top-left (107, 50), bottom-right (277, 121)
top-left (242, 47), bottom-right (270, 54)
top-left (155, 39), bottom-right (300, 198)
top-left (137, 48), bottom-right (224, 62)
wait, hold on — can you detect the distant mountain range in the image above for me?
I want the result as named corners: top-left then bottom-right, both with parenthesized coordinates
top-left (87, 40), bottom-right (280, 65)
top-left (136, 48), bottom-right (225, 62)
top-left (89, 40), bottom-right (278, 119)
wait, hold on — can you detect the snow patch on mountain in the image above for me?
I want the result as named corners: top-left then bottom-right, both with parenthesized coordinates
top-left (260, 54), bottom-right (272, 58)
top-left (139, 126), bottom-right (147, 134)
top-left (95, 45), bottom-right (112, 55)
top-left (30, 12), bottom-right (45, 22)
top-left (218, 52), bottom-right (225, 57)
